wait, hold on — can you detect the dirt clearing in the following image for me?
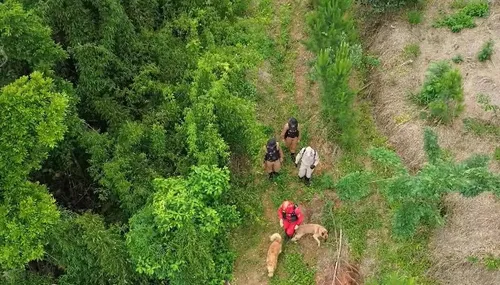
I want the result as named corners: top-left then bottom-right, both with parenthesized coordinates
top-left (366, 0), bottom-right (500, 283)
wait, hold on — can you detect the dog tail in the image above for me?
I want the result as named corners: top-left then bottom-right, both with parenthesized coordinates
top-left (270, 233), bottom-right (282, 242)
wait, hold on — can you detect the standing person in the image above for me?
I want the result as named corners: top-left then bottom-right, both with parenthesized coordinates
top-left (295, 146), bottom-right (319, 186)
top-left (277, 200), bottom-right (304, 239)
top-left (281, 117), bottom-right (300, 161)
top-left (263, 138), bottom-right (284, 180)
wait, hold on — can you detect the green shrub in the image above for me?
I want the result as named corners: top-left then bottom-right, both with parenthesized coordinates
top-left (308, 0), bottom-right (361, 150)
top-left (477, 93), bottom-right (499, 116)
top-left (435, 0), bottom-right (489, 32)
top-left (403, 43), bottom-right (421, 59)
top-left (451, 0), bottom-right (468, 9)
top-left (416, 61), bottom-right (464, 123)
top-left (407, 10), bottom-right (423, 25)
top-left (478, 39), bottom-right (494, 62)
top-left (335, 129), bottom-right (500, 239)
top-left (336, 171), bottom-right (374, 202)
top-left (494, 147), bottom-right (500, 161)
top-left (452, 54), bottom-right (464, 63)
top-left (358, 0), bottom-right (422, 13)
top-left (424, 127), bottom-right (443, 163)
top-left (463, 118), bottom-right (500, 137)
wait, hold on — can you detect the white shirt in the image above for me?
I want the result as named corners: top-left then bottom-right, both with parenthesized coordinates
top-left (295, 147), bottom-right (319, 166)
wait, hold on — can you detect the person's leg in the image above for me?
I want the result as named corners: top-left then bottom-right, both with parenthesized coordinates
top-left (283, 220), bottom-right (291, 238)
top-left (290, 137), bottom-right (298, 154)
top-left (285, 137), bottom-right (292, 149)
top-left (305, 166), bottom-right (313, 185)
top-left (265, 161), bottom-right (273, 179)
top-left (298, 163), bottom-right (307, 179)
top-left (273, 160), bottom-right (281, 178)
top-left (285, 221), bottom-right (298, 237)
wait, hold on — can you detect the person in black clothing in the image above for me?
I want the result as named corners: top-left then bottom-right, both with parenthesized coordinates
top-left (263, 138), bottom-right (284, 179)
top-left (281, 117), bottom-right (300, 161)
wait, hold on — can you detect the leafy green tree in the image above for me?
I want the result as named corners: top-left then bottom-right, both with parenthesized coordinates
top-left (126, 166), bottom-right (239, 284)
top-left (308, 0), bottom-right (361, 150)
top-left (0, 1), bottom-right (66, 85)
top-left (0, 72), bottom-right (67, 269)
top-left (47, 212), bottom-right (146, 285)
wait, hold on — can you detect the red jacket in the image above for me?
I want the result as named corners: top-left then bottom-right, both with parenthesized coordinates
top-left (277, 202), bottom-right (304, 225)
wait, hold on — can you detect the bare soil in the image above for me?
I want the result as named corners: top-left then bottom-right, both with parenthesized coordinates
top-left (366, 0), bottom-right (500, 283)
top-left (368, 0), bottom-right (499, 171)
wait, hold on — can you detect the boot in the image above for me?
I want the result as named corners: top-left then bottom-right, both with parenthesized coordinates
top-left (305, 177), bottom-right (311, 186)
top-left (290, 153), bottom-right (295, 161)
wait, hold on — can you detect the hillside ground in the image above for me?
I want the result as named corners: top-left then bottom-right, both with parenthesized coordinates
top-left (365, 0), bottom-right (500, 283)
top-left (232, 0), bottom-right (500, 284)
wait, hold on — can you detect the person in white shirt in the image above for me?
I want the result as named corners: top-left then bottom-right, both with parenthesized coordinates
top-left (295, 146), bottom-right (319, 186)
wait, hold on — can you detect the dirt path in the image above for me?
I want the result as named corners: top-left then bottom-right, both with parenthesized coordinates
top-left (232, 0), bottom-right (339, 284)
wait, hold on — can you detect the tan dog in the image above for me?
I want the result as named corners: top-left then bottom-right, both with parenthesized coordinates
top-left (266, 233), bottom-right (282, 277)
top-left (291, 224), bottom-right (328, 247)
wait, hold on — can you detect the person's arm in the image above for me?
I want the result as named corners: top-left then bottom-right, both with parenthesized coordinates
top-left (277, 203), bottom-right (285, 227)
top-left (313, 150), bottom-right (319, 167)
top-left (297, 125), bottom-right (301, 142)
top-left (277, 204), bottom-right (284, 219)
top-left (278, 143), bottom-right (284, 162)
top-left (281, 123), bottom-right (288, 141)
top-left (295, 207), bottom-right (304, 227)
top-left (295, 147), bottom-right (305, 165)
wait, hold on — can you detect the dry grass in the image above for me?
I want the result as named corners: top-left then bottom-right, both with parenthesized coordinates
top-left (365, 0), bottom-right (500, 283)
top-left (429, 192), bottom-right (500, 285)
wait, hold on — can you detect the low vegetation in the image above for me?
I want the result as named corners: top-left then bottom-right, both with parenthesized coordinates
top-left (414, 61), bottom-right (464, 123)
top-left (434, 0), bottom-right (489, 32)
top-left (463, 118), bottom-right (500, 138)
top-left (307, 0), bottom-right (360, 150)
top-left (334, 129), bottom-right (500, 283)
top-left (358, 0), bottom-right (424, 13)
top-left (407, 9), bottom-right (423, 25)
top-left (452, 54), bottom-right (464, 63)
top-left (494, 147), bottom-right (500, 161)
top-left (478, 39), bottom-right (494, 62)
top-left (404, 43), bottom-right (421, 59)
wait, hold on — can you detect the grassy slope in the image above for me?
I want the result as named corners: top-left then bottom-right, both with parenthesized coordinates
top-left (232, 0), bottom-right (439, 284)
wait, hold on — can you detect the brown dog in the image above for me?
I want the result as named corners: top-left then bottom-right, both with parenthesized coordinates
top-left (266, 233), bottom-right (282, 277)
top-left (291, 224), bottom-right (328, 247)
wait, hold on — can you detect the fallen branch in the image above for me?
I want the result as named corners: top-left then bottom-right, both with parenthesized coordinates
top-left (332, 228), bottom-right (343, 285)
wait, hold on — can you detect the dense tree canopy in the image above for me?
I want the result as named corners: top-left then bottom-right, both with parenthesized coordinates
top-left (0, 0), bottom-right (267, 283)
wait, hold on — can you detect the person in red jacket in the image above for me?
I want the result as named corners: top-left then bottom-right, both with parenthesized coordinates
top-left (277, 200), bottom-right (304, 238)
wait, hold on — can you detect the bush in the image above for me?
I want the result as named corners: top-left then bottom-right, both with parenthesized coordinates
top-left (452, 54), bottom-right (464, 63)
top-left (407, 10), bottom-right (423, 25)
top-left (403, 43), bottom-right (421, 59)
top-left (308, 0), bottom-right (360, 150)
top-left (494, 147), bottom-right (500, 161)
top-left (415, 61), bottom-right (464, 123)
top-left (478, 39), bottom-right (494, 62)
top-left (358, 0), bottom-right (422, 12)
top-left (435, 0), bottom-right (489, 32)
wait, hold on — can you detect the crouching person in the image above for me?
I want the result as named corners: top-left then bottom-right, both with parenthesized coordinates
top-left (263, 138), bottom-right (284, 180)
top-left (295, 146), bottom-right (319, 186)
top-left (277, 200), bottom-right (304, 239)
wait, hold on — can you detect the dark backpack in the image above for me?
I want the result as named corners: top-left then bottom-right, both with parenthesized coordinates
top-left (282, 204), bottom-right (299, 222)
top-left (265, 139), bottom-right (280, 161)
